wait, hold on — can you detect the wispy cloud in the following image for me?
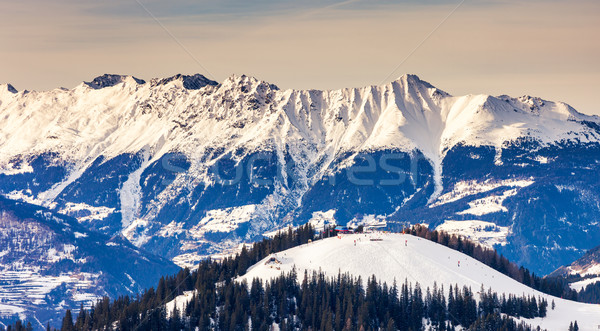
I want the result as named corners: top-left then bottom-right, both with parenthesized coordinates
top-left (1, 0), bottom-right (598, 115)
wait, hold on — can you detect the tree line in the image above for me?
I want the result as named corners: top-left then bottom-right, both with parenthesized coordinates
top-left (562, 273), bottom-right (600, 304)
top-left (2, 223), bottom-right (562, 330)
top-left (51, 270), bottom-right (544, 331)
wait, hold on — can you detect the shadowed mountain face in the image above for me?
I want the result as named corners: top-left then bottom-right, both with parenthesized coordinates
top-left (0, 196), bottom-right (180, 327)
top-left (550, 244), bottom-right (600, 278)
top-left (1, 73), bottom-right (599, 276)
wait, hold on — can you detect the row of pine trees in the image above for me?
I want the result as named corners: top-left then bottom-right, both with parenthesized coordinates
top-left (2, 223), bottom-right (572, 330)
top-left (55, 270), bottom-right (546, 331)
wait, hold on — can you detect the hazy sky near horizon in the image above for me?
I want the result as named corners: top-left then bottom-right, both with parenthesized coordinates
top-left (1, 0), bottom-right (599, 114)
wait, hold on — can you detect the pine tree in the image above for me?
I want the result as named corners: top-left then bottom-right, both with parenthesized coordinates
top-left (61, 309), bottom-right (74, 331)
top-left (410, 283), bottom-right (424, 330)
top-left (334, 297), bottom-right (343, 330)
top-left (156, 276), bottom-right (166, 304)
top-left (447, 285), bottom-right (456, 326)
top-left (343, 298), bottom-right (354, 330)
top-left (74, 304), bottom-right (86, 330)
top-left (83, 309), bottom-right (92, 330)
top-left (538, 297), bottom-right (547, 317)
top-left (170, 305), bottom-right (182, 331)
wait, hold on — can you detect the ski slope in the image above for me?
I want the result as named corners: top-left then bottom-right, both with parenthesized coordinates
top-left (238, 233), bottom-right (600, 330)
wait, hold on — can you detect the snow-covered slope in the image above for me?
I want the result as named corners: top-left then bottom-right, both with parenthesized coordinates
top-left (239, 233), bottom-right (600, 331)
top-left (165, 291), bottom-right (195, 318)
top-left (1, 73), bottom-right (600, 274)
top-left (435, 220), bottom-right (509, 248)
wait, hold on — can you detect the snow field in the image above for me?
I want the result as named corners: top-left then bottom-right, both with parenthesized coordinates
top-left (435, 220), bottom-right (509, 248)
top-left (239, 233), bottom-right (600, 330)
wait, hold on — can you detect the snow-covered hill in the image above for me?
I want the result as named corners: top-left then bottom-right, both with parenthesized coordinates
top-left (239, 233), bottom-right (600, 330)
top-left (1, 73), bottom-right (600, 274)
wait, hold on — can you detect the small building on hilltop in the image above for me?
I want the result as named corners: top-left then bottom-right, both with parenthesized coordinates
top-left (334, 226), bottom-right (352, 234)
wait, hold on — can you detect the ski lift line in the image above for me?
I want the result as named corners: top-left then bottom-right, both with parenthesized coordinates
top-left (379, 0), bottom-right (466, 85)
top-left (134, 0), bottom-right (216, 81)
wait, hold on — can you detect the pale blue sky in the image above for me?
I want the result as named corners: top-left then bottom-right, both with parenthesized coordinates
top-left (1, 0), bottom-right (599, 114)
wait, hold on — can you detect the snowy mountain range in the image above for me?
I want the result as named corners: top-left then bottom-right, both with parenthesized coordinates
top-left (1, 73), bottom-right (600, 277)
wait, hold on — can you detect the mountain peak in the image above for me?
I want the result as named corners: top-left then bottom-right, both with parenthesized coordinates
top-left (224, 73), bottom-right (259, 86)
top-left (396, 74), bottom-right (434, 88)
top-left (398, 73), bottom-right (421, 81)
top-left (393, 74), bottom-right (450, 98)
top-left (151, 73), bottom-right (218, 90)
top-left (223, 74), bottom-right (279, 91)
top-left (84, 74), bottom-right (146, 89)
top-left (1, 83), bottom-right (18, 94)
